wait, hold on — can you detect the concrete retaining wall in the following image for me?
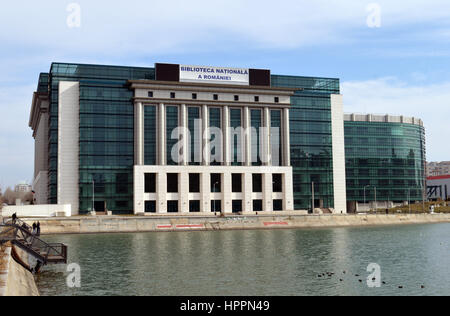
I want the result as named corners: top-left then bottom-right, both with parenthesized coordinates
top-left (1, 204), bottom-right (71, 218)
top-left (21, 213), bottom-right (450, 235)
top-left (0, 244), bottom-right (40, 296)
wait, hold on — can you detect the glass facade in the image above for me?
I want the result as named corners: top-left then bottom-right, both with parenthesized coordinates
top-left (40, 62), bottom-right (429, 214)
top-left (272, 75), bottom-right (339, 211)
top-left (188, 107), bottom-right (201, 165)
top-left (47, 63), bottom-right (154, 212)
top-left (344, 120), bottom-right (426, 202)
top-left (37, 73), bottom-right (49, 93)
top-left (166, 106), bottom-right (179, 166)
top-left (270, 110), bottom-right (282, 167)
top-left (78, 81), bottom-right (135, 212)
top-left (229, 108), bottom-right (243, 166)
top-left (39, 63), bottom-right (349, 213)
top-left (209, 108), bottom-right (222, 166)
top-left (33, 60), bottom-right (433, 216)
top-left (144, 106), bottom-right (157, 165)
top-left (250, 109), bottom-right (262, 166)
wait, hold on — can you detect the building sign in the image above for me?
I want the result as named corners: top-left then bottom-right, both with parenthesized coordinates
top-left (179, 65), bottom-right (250, 85)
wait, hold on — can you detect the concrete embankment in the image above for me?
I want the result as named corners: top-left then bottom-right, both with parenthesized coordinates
top-left (20, 213), bottom-right (450, 235)
top-left (0, 244), bottom-right (40, 296)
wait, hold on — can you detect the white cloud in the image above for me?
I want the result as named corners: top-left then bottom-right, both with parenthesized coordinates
top-left (0, 0), bottom-right (449, 54)
top-left (342, 77), bottom-right (450, 162)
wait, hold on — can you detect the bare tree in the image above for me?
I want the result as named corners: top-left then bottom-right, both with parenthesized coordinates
top-left (3, 188), bottom-right (16, 205)
top-left (23, 192), bottom-right (34, 205)
top-left (0, 187), bottom-right (35, 206)
top-left (0, 187), bottom-right (3, 210)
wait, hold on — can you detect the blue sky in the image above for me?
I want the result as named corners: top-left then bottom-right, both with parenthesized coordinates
top-left (1, 0), bottom-right (450, 189)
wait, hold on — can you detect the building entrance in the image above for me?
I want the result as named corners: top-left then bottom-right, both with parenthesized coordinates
top-left (94, 201), bottom-right (106, 213)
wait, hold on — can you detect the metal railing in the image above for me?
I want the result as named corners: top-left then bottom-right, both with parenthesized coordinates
top-left (0, 219), bottom-right (67, 265)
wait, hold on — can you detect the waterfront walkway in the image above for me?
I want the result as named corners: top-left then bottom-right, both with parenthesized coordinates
top-left (7, 213), bottom-right (450, 236)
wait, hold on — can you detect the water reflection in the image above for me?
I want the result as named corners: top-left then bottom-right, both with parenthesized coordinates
top-left (36, 224), bottom-right (450, 296)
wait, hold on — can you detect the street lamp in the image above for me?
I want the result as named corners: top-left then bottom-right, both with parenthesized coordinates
top-left (213, 181), bottom-right (219, 215)
top-left (364, 185), bottom-right (371, 211)
top-left (408, 188), bottom-right (411, 214)
top-left (92, 180), bottom-right (95, 213)
top-left (363, 185), bottom-right (377, 213)
top-left (373, 186), bottom-right (377, 213)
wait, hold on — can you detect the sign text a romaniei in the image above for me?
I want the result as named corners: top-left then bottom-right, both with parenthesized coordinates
top-left (180, 65), bottom-right (250, 85)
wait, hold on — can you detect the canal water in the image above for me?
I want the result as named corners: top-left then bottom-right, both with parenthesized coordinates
top-left (36, 223), bottom-right (450, 296)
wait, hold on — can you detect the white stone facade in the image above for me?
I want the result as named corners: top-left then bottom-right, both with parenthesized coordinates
top-left (29, 90), bottom-right (49, 204)
top-left (131, 81), bottom-right (295, 214)
top-left (427, 161), bottom-right (450, 177)
top-left (57, 81), bottom-right (80, 215)
top-left (344, 113), bottom-right (424, 127)
top-left (134, 165), bottom-right (294, 214)
top-left (32, 171), bottom-right (48, 205)
top-left (1, 204), bottom-right (72, 218)
top-left (331, 95), bottom-right (347, 214)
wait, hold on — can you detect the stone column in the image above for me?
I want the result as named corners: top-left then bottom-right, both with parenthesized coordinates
top-left (244, 107), bottom-right (251, 166)
top-left (180, 104), bottom-right (188, 165)
top-left (133, 166), bottom-right (145, 214)
top-left (223, 105), bottom-right (230, 166)
top-left (134, 102), bottom-right (144, 165)
top-left (264, 107), bottom-right (271, 166)
top-left (243, 173), bottom-right (253, 213)
top-left (263, 173), bottom-right (273, 212)
top-left (202, 105), bottom-right (209, 166)
top-left (201, 172), bottom-right (211, 213)
top-left (283, 108), bottom-right (291, 166)
top-left (223, 172), bottom-right (232, 213)
top-left (157, 171), bottom-right (167, 213)
top-left (283, 171), bottom-right (294, 211)
top-left (179, 172), bottom-right (189, 213)
top-left (158, 103), bottom-right (166, 165)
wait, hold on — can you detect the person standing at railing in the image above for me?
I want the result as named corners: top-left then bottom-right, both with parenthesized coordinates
top-left (32, 222), bottom-right (37, 235)
top-left (37, 222), bottom-right (41, 237)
